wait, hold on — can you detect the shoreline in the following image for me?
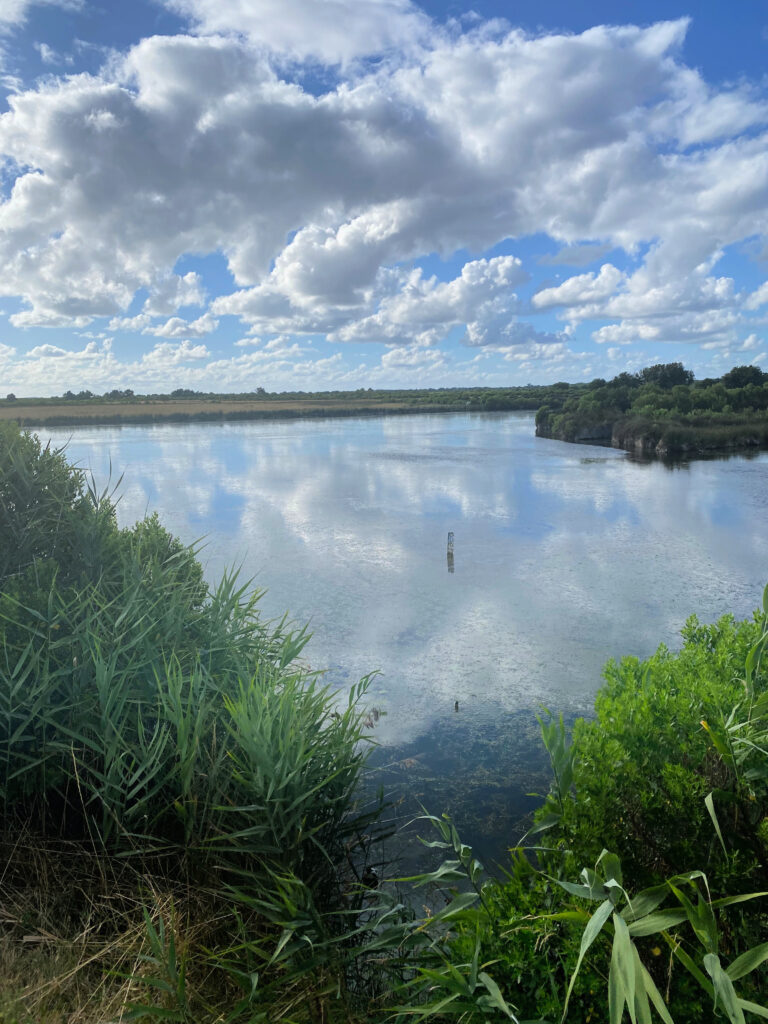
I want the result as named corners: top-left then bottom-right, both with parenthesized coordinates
top-left (2, 398), bottom-right (463, 428)
top-left (536, 421), bottom-right (768, 459)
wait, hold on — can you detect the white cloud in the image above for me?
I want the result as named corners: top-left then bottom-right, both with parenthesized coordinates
top-left (330, 255), bottom-right (527, 347)
top-left (739, 333), bottom-right (762, 350)
top-left (109, 313), bottom-right (152, 332)
top-left (744, 280), bottom-right (768, 310)
top-left (142, 272), bottom-right (206, 316)
top-left (162, 0), bottom-right (432, 65)
top-left (1, 16), bottom-right (768, 368)
top-left (10, 309), bottom-right (93, 328)
top-left (26, 339), bottom-right (100, 359)
top-left (593, 310), bottom-right (739, 347)
top-left (380, 345), bottom-right (447, 369)
top-left (148, 312), bottom-right (218, 338)
top-left (141, 339), bottom-right (210, 364)
top-left (0, 0), bottom-right (81, 29)
top-left (532, 264), bottom-right (625, 309)
top-left (592, 322), bottom-right (663, 345)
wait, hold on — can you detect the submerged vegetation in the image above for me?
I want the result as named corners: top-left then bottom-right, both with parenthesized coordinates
top-left (1, 419), bottom-right (767, 1022)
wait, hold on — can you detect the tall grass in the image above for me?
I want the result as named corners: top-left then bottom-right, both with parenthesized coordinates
top-left (0, 421), bottom-right (385, 1021)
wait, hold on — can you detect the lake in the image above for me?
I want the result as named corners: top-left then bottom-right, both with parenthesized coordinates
top-left (40, 412), bottom-right (768, 866)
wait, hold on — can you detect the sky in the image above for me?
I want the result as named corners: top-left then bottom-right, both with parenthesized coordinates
top-left (1, 1), bottom-right (768, 396)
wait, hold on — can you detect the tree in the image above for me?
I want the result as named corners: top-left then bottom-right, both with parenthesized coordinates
top-left (722, 364), bottom-right (765, 389)
top-left (640, 362), bottom-right (694, 388)
top-left (5, 393), bottom-right (15, 401)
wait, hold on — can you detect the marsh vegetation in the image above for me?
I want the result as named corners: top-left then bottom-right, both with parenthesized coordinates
top-left (1, 421), bottom-right (767, 1022)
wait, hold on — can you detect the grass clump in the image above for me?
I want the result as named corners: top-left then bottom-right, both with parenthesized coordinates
top-left (0, 421), bottom-right (382, 1021)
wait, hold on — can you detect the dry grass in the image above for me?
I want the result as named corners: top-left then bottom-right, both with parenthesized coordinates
top-left (0, 829), bottom-right (250, 1024)
top-left (0, 397), bottom-right (412, 424)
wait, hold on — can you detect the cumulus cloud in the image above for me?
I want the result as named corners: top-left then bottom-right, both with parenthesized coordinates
top-left (142, 272), bottom-right (205, 316)
top-left (1, 14), bottom-right (768, 376)
top-left (148, 312), bottom-right (218, 338)
top-left (593, 310), bottom-right (739, 347)
top-left (532, 264), bottom-right (625, 309)
top-left (329, 256), bottom-right (527, 347)
top-left (162, 0), bottom-right (432, 65)
top-left (380, 345), bottom-right (447, 369)
top-left (592, 322), bottom-right (662, 345)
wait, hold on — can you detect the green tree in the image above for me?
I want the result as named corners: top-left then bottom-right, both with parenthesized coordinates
top-left (640, 362), bottom-right (694, 388)
top-left (722, 364), bottom-right (766, 389)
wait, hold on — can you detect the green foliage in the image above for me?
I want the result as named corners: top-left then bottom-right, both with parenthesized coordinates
top-left (640, 364), bottom-right (694, 390)
top-left (0, 421), bottom-right (111, 587)
top-left (552, 611), bottom-right (768, 899)
top-left (722, 366), bottom-right (766, 390)
top-left (0, 422), bottom-right (383, 1022)
top-left (535, 364), bottom-right (768, 453)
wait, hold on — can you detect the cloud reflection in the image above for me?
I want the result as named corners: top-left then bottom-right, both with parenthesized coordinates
top-left (41, 413), bottom-right (768, 746)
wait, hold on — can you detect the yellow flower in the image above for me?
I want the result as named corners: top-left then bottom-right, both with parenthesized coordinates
top-left (651, 946), bottom-right (662, 957)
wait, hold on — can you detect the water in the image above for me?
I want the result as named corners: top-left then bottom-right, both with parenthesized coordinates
top-left (39, 412), bottom-right (768, 866)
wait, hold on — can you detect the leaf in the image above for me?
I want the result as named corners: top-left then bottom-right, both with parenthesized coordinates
top-left (525, 812), bottom-right (562, 837)
top-left (427, 890), bottom-right (479, 923)
top-left (621, 883), bottom-right (672, 922)
top-left (704, 952), bottom-right (746, 1024)
top-left (705, 791), bottom-right (727, 857)
top-left (627, 910), bottom-right (688, 937)
top-left (737, 999), bottom-right (768, 1020)
top-left (637, 960), bottom-right (674, 1024)
top-left (710, 891), bottom-right (768, 909)
top-left (478, 972), bottom-right (517, 1020)
top-left (725, 940), bottom-right (768, 982)
top-left (611, 914), bottom-right (636, 1024)
top-left (561, 898), bottom-right (613, 1022)
top-left (608, 924), bottom-right (625, 1024)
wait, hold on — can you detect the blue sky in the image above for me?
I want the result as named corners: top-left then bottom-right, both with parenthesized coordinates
top-left (1, 0), bottom-right (768, 395)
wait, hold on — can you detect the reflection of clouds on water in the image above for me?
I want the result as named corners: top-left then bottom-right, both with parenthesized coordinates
top-left (41, 415), bottom-right (768, 751)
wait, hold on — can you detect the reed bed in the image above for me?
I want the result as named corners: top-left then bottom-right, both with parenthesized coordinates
top-left (0, 422), bottom-right (384, 1021)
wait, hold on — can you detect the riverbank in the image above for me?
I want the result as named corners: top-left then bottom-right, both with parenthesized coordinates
top-left (536, 413), bottom-right (768, 456)
top-left (0, 387), bottom-right (545, 428)
top-left (533, 361), bottom-right (768, 456)
top-left (0, 395), bottom-right (448, 427)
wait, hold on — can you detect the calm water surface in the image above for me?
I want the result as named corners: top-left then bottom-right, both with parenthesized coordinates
top-left (40, 413), bottom-right (768, 864)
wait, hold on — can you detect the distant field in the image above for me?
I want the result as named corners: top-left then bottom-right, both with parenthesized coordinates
top-left (0, 396), bottom-right (424, 426)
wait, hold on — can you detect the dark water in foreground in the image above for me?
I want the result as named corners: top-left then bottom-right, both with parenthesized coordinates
top-left (40, 413), bottom-right (768, 867)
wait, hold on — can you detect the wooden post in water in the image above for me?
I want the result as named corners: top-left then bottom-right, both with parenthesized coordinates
top-left (447, 531), bottom-right (455, 574)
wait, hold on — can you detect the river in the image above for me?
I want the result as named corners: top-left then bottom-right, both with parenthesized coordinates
top-left (40, 412), bottom-right (768, 866)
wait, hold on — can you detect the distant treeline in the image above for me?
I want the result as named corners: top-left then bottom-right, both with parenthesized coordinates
top-left (535, 362), bottom-right (768, 455)
top-left (1, 385), bottom-right (551, 428)
top-left (4, 364), bottom-right (768, 456)
top-left (3, 384), bottom-right (548, 410)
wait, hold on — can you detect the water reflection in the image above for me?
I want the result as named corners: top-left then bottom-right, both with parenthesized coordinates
top-left (40, 413), bottom-right (768, 864)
